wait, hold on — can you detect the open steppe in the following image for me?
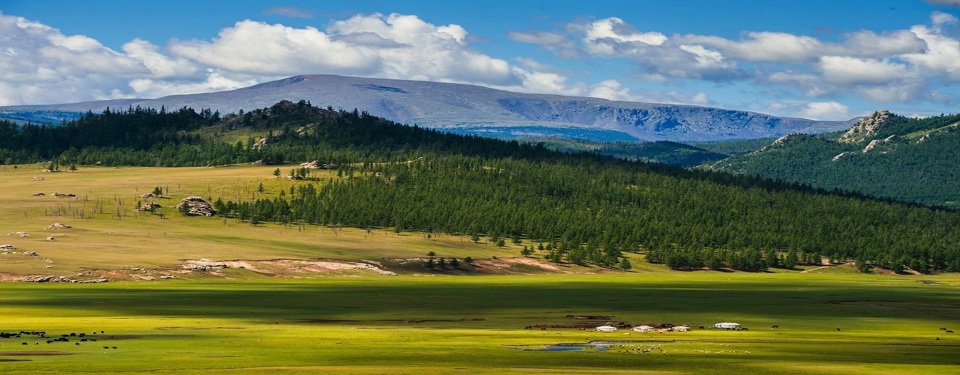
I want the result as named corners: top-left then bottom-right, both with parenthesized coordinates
top-left (2, 165), bottom-right (959, 374)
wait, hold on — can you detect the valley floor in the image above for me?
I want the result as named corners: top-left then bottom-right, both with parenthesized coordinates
top-left (2, 165), bottom-right (959, 374)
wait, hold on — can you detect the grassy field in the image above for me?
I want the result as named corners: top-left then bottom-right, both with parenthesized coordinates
top-left (2, 165), bottom-right (959, 374)
top-left (1, 274), bottom-right (959, 374)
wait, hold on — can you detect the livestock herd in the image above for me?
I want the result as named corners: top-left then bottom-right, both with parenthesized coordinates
top-left (0, 329), bottom-right (118, 349)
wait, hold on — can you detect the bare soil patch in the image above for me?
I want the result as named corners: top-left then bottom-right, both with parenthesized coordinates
top-left (471, 257), bottom-right (568, 274)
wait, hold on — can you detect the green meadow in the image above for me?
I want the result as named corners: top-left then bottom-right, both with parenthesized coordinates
top-left (2, 165), bottom-right (959, 374)
top-left (2, 274), bottom-right (959, 374)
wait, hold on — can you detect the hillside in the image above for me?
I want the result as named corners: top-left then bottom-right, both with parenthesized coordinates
top-left (2, 101), bottom-right (960, 275)
top-left (0, 74), bottom-right (854, 142)
top-left (706, 110), bottom-right (960, 207)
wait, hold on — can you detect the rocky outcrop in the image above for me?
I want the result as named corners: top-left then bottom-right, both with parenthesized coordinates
top-left (862, 135), bottom-right (897, 153)
top-left (839, 110), bottom-right (891, 143)
top-left (176, 196), bottom-right (216, 216)
top-left (832, 151), bottom-right (856, 162)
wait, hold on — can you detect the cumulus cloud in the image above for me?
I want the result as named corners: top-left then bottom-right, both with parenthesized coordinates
top-left (513, 12), bottom-right (960, 106)
top-left (800, 101), bottom-right (849, 120)
top-left (0, 11), bottom-right (641, 106)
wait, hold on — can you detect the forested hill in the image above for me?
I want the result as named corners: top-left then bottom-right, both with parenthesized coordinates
top-left (2, 101), bottom-right (960, 273)
top-left (706, 110), bottom-right (960, 207)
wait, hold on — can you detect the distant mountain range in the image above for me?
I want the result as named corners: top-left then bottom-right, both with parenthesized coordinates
top-left (0, 74), bottom-right (855, 142)
top-left (706, 110), bottom-right (960, 207)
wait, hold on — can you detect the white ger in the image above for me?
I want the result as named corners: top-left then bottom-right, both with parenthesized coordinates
top-left (596, 325), bottom-right (618, 332)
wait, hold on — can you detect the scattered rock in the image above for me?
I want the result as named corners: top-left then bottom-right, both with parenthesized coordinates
top-left (24, 252), bottom-right (37, 256)
top-left (46, 237), bottom-right (55, 241)
top-left (46, 223), bottom-right (72, 230)
top-left (136, 202), bottom-right (162, 212)
top-left (140, 193), bottom-right (155, 199)
top-left (24, 275), bottom-right (56, 283)
top-left (53, 193), bottom-right (76, 198)
top-left (22, 275), bottom-right (107, 283)
top-left (175, 197), bottom-right (216, 216)
top-left (182, 259), bottom-right (228, 271)
top-left (32, 177), bottom-right (45, 181)
top-left (160, 275), bottom-right (174, 280)
top-left (32, 192), bottom-right (45, 196)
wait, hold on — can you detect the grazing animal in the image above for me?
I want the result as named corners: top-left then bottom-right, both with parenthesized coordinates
top-left (836, 328), bottom-right (841, 331)
top-left (69, 333), bottom-right (76, 337)
top-left (46, 340), bottom-right (52, 344)
top-left (947, 330), bottom-right (954, 333)
top-left (111, 346), bottom-right (117, 349)
top-left (772, 325), bottom-right (779, 329)
top-left (698, 326), bottom-right (705, 329)
top-left (75, 342), bottom-right (79, 346)
top-left (21, 342), bottom-right (27, 345)
top-left (936, 337), bottom-right (940, 340)
top-left (940, 328), bottom-right (947, 331)
top-left (103, 346), bottom-right (109, 349)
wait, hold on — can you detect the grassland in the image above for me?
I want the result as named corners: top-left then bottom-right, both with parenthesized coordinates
top-left (2, 165), bottom-right (959, 374)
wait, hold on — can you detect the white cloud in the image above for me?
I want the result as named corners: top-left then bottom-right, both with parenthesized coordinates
top-left (588, 80), bottom-right (634, 101)
top-left (582, 17), bottom-right (667, 55)
top-left (931, 11), bottom-right (959, 26)
top-left (801, 101), bottom-right (849, 120)
top-left (680, 32), bottom-right (824, 63)
top-left (818, 56), bottom-right (910, 85)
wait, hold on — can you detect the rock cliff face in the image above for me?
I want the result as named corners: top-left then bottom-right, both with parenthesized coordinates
top-left (0, 75), bottom-right (855, 142)
top-left (839, 110), bottom-right (891, 143)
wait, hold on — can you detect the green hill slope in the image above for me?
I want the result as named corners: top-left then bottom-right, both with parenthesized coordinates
top-left (707, 111), bottom-right (960, 207)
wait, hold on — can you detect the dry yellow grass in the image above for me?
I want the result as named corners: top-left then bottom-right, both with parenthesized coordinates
top-left (0, 164), bottom-right (521, 277)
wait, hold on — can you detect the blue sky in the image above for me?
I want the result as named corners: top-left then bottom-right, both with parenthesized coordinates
top-left (2, 0), bottom-right (960, 120)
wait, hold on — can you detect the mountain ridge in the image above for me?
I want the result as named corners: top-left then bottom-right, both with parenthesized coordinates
top-left (0, 74), bottom-right (855, 142)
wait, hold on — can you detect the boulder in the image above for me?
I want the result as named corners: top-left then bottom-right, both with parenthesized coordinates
top-left (175, 196), bottom-right (216, 216)
top-left (300, 160), bottom-right (320, 169)
top-left (47, 223), bottom-right (72, 230)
